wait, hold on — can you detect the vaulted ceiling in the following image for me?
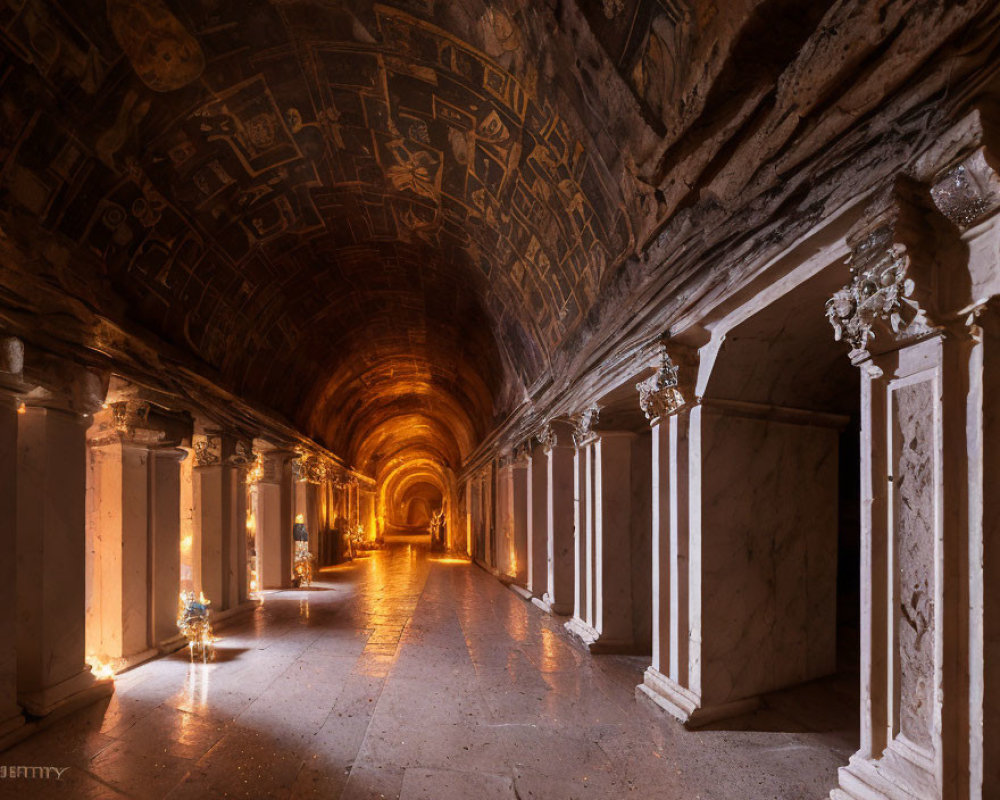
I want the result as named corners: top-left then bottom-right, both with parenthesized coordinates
top-left (0, 0), bottom-right (996, 478)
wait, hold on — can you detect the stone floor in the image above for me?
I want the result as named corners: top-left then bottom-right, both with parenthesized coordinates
top-left (0, 536), bottom-right (857, 799)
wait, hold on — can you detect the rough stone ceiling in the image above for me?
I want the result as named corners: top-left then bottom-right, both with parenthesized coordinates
top-left (0, 0), bottom-right (997, 476)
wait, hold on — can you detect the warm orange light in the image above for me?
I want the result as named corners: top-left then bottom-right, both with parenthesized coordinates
top-left (16, 401), bottom-right (26, 415)
top-left (87, 657), bottom-right (115, 680)
top-left (295, 513), bottom-right (305, 524)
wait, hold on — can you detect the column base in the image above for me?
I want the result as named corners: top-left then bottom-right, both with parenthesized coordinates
top-left (102, 647), bottom-right (160, 675)
top-left (637, 666), bottom-right (760, 729)
top-left (830, 739), bottom-right (937, 800)
top-left (508, 583), bottom-right (533, 602)
top-left (564, 617), bottom-right (637, 654)
top-left (533, 592), bottom-right (572, 616)
top-left (157, 633), bottom-right (189, 655)
top-left (18, 669), bottom-right (114, 718)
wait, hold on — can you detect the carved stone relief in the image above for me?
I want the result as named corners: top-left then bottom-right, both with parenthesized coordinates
top-left (636, 343), bottom-right (686, 423)
top-left (572, 406), bottom-right (600, 448)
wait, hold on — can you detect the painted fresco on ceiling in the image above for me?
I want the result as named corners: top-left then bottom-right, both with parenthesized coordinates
top-left (0, 0), bottom-right (632, 397)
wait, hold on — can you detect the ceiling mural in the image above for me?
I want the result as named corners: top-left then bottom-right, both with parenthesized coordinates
top-left (0, 0), bottom-right (647, 472)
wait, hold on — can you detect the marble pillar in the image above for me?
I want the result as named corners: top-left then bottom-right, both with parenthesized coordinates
top-left (86, 436), bottom-right (156, 664)
top-left (18, 403), bottom-right (112, 715)
top-left (535, 426), bottom-right (575, 616)
top-left (572, 439), bottom-right (590, 628)
top-left (526, 443), bottom-right (548, 597)
top-left (192, 432), bottom-right (250, 612)
top-left (150, 448), bottom-right (185, 647)
top-left (0, 384), bottom-right (23, 738)
top-left (179, 447), bottom-right (197, 593)
top-left (831, 331), bottom-right (972, 800)
top-left (258, 451), bottom-right (292, 589)
top-left (820, 168), bottom-right (1000, 799)
top-left (465, 477), bottom-right (474, 557)
top-left (506, 456), bottom-right (529, 586)
top-left (642, 410), bottom-right (692, 707)
top-left (978, 305), bottom-right (1000, 799)
top-left (565, 431), bottom-right (643, 653)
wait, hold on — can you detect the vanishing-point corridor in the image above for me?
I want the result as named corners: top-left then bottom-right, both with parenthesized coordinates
top-left (0, 538), bottom-right (855, 800)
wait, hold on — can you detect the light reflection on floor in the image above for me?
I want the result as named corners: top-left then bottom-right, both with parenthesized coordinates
top-left (0, 538), bottom-right (856, 799)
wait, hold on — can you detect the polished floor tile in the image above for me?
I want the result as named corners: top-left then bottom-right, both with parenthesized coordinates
top-left (0, 537), bottom-right (855, 799)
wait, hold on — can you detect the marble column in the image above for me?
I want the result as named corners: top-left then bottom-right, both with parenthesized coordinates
top-left (977, 303), bottom-right (1000, 799)
top-left (86, 430), bottom-right (157, 665)
top-left (572, 433), bottom-right (591, 628)
top-left (565, 421), bottom-right (642, 653)
top-left (832, 331), bottom-right (972, 800)
top-left (17, 385), bottom-right (112, 715)
top-left (638, 346), bottom-right (700, 718)
top-left (817, 168), bottom-right (1000, 799)
top-left (258, 451), bottom-right (292, 589)
top-left (465, 477), bottom-right (473, 557)
top-left (535, 422), bottom-right (575, 616)
top-left (484, 465), bottom-right (496, 572)
top-left (642, 408), bottom-right (692, 703)
top-left (0, 343), bottom-right (24, 738)
top-left (150, 448), bottom-right (185, 648)
top-left (504, 455), bottom-right (529, 586)
top-left (192, 431), bottom-right (251, 612)
top-left (526, 442), bottom-right (548, 597)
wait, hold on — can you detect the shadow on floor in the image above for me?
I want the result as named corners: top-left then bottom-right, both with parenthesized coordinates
top-left (165, 646), bottom-right (250, 664)
top-left (694, 625), bottom-right (860, 747)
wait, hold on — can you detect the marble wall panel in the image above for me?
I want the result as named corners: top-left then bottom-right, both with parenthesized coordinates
top-left (700, 411), bottom-right (838, 704)
top-left (892, 379), bottom-right (936, 750)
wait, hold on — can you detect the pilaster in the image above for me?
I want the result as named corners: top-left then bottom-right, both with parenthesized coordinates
top-left (192, 430), bottom-right (252, 612)
top-left (827, 177), bottom-right (985, 800)
top-left (16, 358), bottom-right (112, 716)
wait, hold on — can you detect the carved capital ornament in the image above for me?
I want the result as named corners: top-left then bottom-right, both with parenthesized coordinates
top-left (536, 423), bottom-right (557, 452)
top-left (827, 184), bottom-right (941, 361)
top-left (193, 434), bottom-right (221, 467)
top-left (572, 406), bottom-right (600, 448)
top-left (636, 344), bottom-right (686, 423)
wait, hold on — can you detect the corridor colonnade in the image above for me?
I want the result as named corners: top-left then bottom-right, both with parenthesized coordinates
top-left (462, 112), bottom-right (1000, 799)
top-left (0, 357), bottom-right (376, 749)
top-left (0, 109), bottom-right (997, 800)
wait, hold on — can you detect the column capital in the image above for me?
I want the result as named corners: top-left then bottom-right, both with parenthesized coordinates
top-left (636, 342), bottom-right (697, 424)
top-left (292, 452), bottom-right (330, 484)
top-left (510, 441), bottom-right (532, 468)
top-left (930, 143), bottom-right (1000, 232)
top-left (192, 430), bottom-right (254, 468)
top-left (571, 406), bottom-right (600, 448)
top-left (88, 400), bottom-right (166, 448)
top-left (0, 335), bottom-right (24, 392)
top-left (536, 423), bottom-right (557, 452)
top-left (246, 449), bottom-right (291, 484)
top-left (19, 350), bottom-right (109, 417)
top-left (536, 420), bottom-right (575, 452)
top-left (825, 177), bottom-right (955, 364)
